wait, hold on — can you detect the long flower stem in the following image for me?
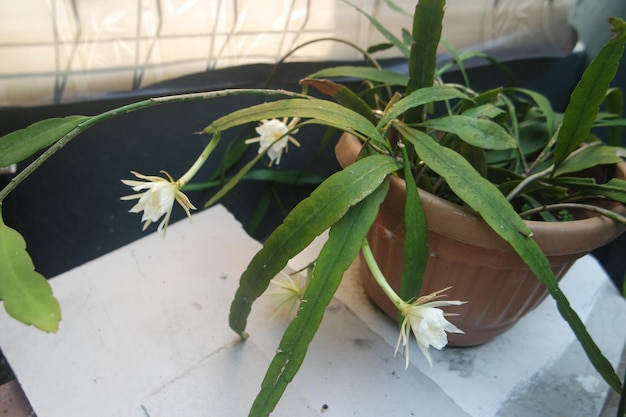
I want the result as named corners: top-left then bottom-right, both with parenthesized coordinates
top-left (0, 89), bottom-right (309, 204)
top-left (177, 132), bottom-right (221, 187)
top-left (361, 238), bottom-right (405, 310)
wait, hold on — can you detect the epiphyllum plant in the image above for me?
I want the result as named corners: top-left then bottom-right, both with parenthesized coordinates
top-left (1, 0), bottom-right (626, 416)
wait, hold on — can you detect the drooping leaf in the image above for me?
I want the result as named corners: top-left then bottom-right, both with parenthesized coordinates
top-left (229, 155), bottom-right (401, 337)
top-left (248, 178), bottom-right (389, 417)
top-left (343, 0), bottom-right (411, 57)
top-left (305, 66), bottom-right (409, 87)
top-left (0, 116), bottom-right (89, 166)
top-left (553, 17), bottom-right (626, 171)
top-left (377, 85), bottom-right (469, 129)
top-left (203, 98), bottom-right (385, 146)
top-left (506, 88), bottom-right (556, 139)
top-left (397, 122), bottom-right (624, 393)
top-left (244, 184), bottom-right (274, 236)
top-left (544, 177), bottom-right (626, 204)
top-left (437, 50), bottom-right (515, 85)
top-left (0, 212), bottom-right (61, 332)
top-left (383, 0), bottom-right (412, 17)
top-left (420, 115), bottom-right (517, 150)
top-left (399, 143), bottom-right (428, 305)
top-left (300, 78), bottom-right (379, 125)
top-left (554, 145), bottom-right (626, 177)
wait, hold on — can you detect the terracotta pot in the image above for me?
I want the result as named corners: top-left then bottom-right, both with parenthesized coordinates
top-left (335, 133), bottom-right (626, 346)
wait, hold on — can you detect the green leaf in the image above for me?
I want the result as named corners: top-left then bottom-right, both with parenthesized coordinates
top-left (383, 0), bottom-right (412, 17)
top-left (406, 0), bottom-right (443, 93)
top-left (0, 211), bottom-right (61, 332)
top-left (248, 178), bottom-right (389, 417)
top-left (420, 115), bottom-right (517, 150)
top-left (300, 78), bottom-right (379, 125)
top-left (241, 169), bottom-right (324, 185)
top-left (505, 88), bottom-right (556, 139)
top-left (204, 141), bottom-right (266, 208)
top-left (244, 185), bottom-right (273, 236)
top-left (0, 116), bottom-right (89, 166)
top-left (343, 0), bottom-right (410, 57)
top-left (377, 85), bottom-right (469, 129)
top-left (462, 104), bottom-right (506, 120)
top-left (399, 143), bottom-right (428, 304)
top-left (397, 122), bottom-right (624, 393)
top-left (367, 42), bottom-right (394, 54)
top-left (438, 50), bottom-right (515, 84)
top-left (229, 154), bottom-right (401, 337)
top-left (554, 145), bottom-right (626, 177)
top-left (553, 17), bottom-right (626, 171)
top-left (544, 177), bottom-right (626, 203)
top-left (605, 87), bottom-right (624, 146)
top-left (203, 98), bottom-right (385, 145)
top-left (306, 66), bottom-right (409, 87)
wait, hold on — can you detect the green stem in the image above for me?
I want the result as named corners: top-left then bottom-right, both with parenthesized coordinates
top-left (361, 238), bottom-right (404, 310)
top-left (506, 165), bottom-right (552, 202)
top-left (519, 202), bottom-right (626, 226)
top-left (0, 89), bottom-right (309, 204)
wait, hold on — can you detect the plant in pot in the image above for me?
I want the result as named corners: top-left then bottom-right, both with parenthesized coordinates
top-left (1, 1), bottom-right (626, 416)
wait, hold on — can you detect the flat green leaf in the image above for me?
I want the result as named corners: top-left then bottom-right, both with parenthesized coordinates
top-left (248, 178), bottom-right (389, 417)
top-left (544, 177), bottom-right (626, 203)
top-left (591, 118), bottom-right (626, 127)
top-left (399, 143), bottom-right (428, 305)
top-left (397, 122), bottom-right (624, 393)
top-left (377, 85), bottom-right (469, 129)
top-left (306, 66), bottom-right (409, 87)
top-left (462, 104), bottom-right (506, 120)
top-left (229, 154), bottom-right (401, 337)
top-left (398, 123), bottom-right (533, 242)
top-left (0, 116), bottom-right (89, 166)
top-left (420, 115), bottom-right (517, 150)
top-left (554, 145), bottom-right (626, 177)
top-left (553, 17), bottom-right (626, 170)
top-left (0, 212), bottom-right (61, 332)
top-left (203, 98), bottom-right (385, 145)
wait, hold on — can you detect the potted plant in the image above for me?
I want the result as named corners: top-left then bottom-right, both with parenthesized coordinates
top-left (1, 1), bottom-right (626, 416)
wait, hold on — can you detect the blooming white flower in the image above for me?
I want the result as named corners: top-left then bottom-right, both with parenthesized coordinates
top-left (121, 171), bottom-right (196, 233)
top-left (245, 118), bottom-right (301, 165)
top-left (395, 287), bottom-right (465, 368)
top-left (265, 270), bottom-right (308, 318)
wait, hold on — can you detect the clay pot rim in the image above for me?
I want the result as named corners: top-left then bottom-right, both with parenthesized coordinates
top-left (335, 132), bottom-right (626, 255)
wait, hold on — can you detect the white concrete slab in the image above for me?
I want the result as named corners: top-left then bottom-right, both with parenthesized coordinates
top-left (0, 205), bottom-right (624, 417)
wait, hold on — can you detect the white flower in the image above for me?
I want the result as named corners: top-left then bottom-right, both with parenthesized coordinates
top-left (121, 171), bottom-right (196, 233)
top-left (245, 118), bottom-right (301, 165)
top-left (395, 287), bottom-right (465, 368)
top-left (265, 270), bottom-right (308, 318)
